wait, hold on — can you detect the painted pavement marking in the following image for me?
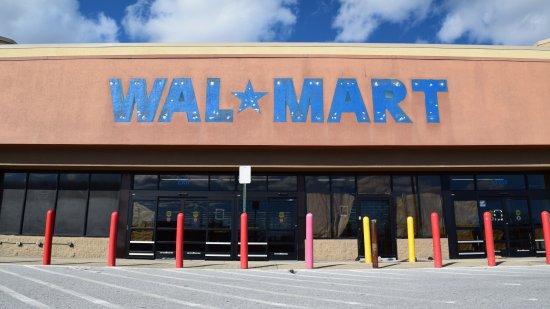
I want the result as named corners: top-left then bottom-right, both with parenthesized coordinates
top-left (120, 268), bottom-right (366, 307)
top-left (0, 283), bottom-right (51, 308)
top-left (26, 266), bottom-right (216, 309)
top-left (104, 268), bottom-right (305, 308)
top-left (209, 269), bottom-right (456, 304)
top-left (169, 269), bottom-right (456, 305)
top-left (0, 267), bottom-right (122, 308)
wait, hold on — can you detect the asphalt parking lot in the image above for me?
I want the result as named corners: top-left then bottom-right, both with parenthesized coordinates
top-left (1, 263), bottom-right (549, 308)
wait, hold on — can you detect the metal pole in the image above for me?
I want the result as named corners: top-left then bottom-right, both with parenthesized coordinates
top-left (483, 211), bottom-right (496, 267)
top-left (243, 183), bottom-right (247, 213)
top-left (370, 219), bottom-right (378, 269)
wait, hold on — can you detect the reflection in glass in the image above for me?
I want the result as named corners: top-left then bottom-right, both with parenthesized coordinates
top-left (357, 176), bottom-right (390, 194)
top-left (449, 175), bottom-right (474, 190)
top-left (157, 199), bottom-right (181, 228)
top-left (417, 176), bottom-right (445, 237)
top-left (268, 176), bottom-right (297, 192)
top-left (332, 176), bottom-right (356, 238)
top-left (159, 175), bottom-right (208, 191)
top-left (183, 200), bottom-right (208, 228)
top-left (528, 175), bottom-right (550, 190)
top-left (454, 200), bottom-right (479, 228)
top-left (132, 200), bottom-right (155, 228)
top-left (305, 176), bottom-right (330, 238)
top-left (22, 190), bottom-right (56, 235)
top-left (393, 176), bottom-right (418, 238)
top-left (131, 229), bottom-right (153, 241)
top-left (476, 175), bottom-right (525, 190)
top-left (208, 201), bottom-right (232, 229)
top-left (55, 190), bottom-right (87, 236)
top-left (0, 189), bottom-right (26, 234)
top-left (210, 175), bottom-right (235, 191)
top-left (133, 175), bottom-right (158, 190)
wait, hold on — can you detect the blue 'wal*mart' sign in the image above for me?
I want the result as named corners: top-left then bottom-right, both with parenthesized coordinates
top-left (109, 78), bottom-right (447, 123)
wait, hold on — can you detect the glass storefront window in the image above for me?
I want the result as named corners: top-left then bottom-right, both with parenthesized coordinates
top-left (86, 191), bottom-right (119, 236)
top-left (91, 174), bottom-right (121, 190)
top-left (476, 174), bottom-right (525, 190)
top-left (449, 175), bottom-right (475, 190)
top-left (210, 175), bottom-right (235, 191)
top-left (3, 173), bottom-right (27, 189)
top-left (268, 176), bottom-right (297, 192)
top-left (393, 175), bottom-right (418, 238)
top-left (357, 175), bottom-right (391, 194)
top-left (332, 176), bottom-right (356, 238)
top-left (305, 176), bottom-right (330, 238)
top-left (133, 175), bottom-right (158, 190)
top-left (528, 174), bottom-right (550, 190)
top-left (417, 176), bottom-right (446, 237)
top-left (22, 190), bottom-right (57, 235)
top-left (237, 176), bottom-right (267, 191)
top-left (159, 175), bottom-right (208, 191)
top-left (55, 190), bottom-right (88, 236)
top-left (28, 173), bottom-right (57, 190)
top-left (59, 174), bottom-right (89, 190)
top-left (0, 189), bottom-right (25, 234)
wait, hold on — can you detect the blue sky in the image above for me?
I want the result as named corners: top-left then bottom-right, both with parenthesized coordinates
top-left (1, 0), bottom-right (550, 45)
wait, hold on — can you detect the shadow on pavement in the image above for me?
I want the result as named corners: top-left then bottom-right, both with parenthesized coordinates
top-left (249, 264), bottom-right (280, 269)
top-left (442, 262), bottom-right (457, 267)
top-left (183, 264), bottom-right (226, 268)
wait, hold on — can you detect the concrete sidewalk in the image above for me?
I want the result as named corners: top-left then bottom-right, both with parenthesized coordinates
top-left (1, 256), bottom-right (548, 269)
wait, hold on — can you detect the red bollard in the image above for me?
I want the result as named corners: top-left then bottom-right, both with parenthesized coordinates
top-left (42, 210), bottom-right (55, 265)
top-left (176, 213), bottom-right (184, 268)
top-left (431, 212), bottom-right (443, 268)
top-left (108, 212), bottom-right (118, 267)
top-left (240, 213), bottom-right (248, 269)
top-left (483, 211), bottom-right (496, 267)
top-left (542, 211), bottom-right (550, 265)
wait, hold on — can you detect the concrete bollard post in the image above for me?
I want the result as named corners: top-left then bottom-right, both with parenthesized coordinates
top-left (541, 211), bottom-right (550, 265)
top-left (176, 213), bottom-right (184, 268)
top-left (306, 213), bottom-right (313, 269)
top-left (42, 210), bottom-right (55, 266)
top-left (431, 212), bottom-right (442, 268)
top-left (240, 213), bottom-right (248, 269)
top-left (362, 216), bottom-right (372, 263)
top-left (407, 216), bottom-right (416, 263)
top-left (108, 212), bottom-right (118, 267)
top-left (483, 211), bottom-right (496, 267)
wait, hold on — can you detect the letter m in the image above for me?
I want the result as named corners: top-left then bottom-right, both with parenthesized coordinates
top-left (273, 79), bottom-right (323, 122)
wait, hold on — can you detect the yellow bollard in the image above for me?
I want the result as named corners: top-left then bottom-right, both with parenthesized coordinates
top-left (362, 217), bottom-right (372, 263)
top-left (407, 216), bottom-right (416, 263)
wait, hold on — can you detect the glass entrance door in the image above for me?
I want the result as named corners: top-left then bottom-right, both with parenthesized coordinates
top-left (357, 198), bottom-right (395, 258)
top-left (240, 197), bottom-right (297, 260)
top-left (154, 197), bottom-right (235, 260)
top-left (480, 197), bottom-right (532, 257)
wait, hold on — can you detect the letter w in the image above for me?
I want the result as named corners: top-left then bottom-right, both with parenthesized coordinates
top-left (109, 78), bottom-right (167, 122)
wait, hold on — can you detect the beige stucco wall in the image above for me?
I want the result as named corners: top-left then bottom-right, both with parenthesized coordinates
top-left (397, 238), bottom-right (449, 261)
top-left (313, 239), bottom-right (358, 261)
top-left (0, 235), bottom-right (108, 258)
top-left (0, 43), bottom-right (549, 148)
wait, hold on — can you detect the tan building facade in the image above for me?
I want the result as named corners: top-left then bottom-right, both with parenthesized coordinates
top-left (0, 43), bottom-right (550, 261)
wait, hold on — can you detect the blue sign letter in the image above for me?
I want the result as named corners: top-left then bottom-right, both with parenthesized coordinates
top-left (159, 78), bottom-right (201, 122)
top-left (205, 78), bottom-right (233, 122)
top-left (110, 78), bottom-right (166, 122)
top-left (371, 79), bottom-right (410, 123)
top-left (274, 78), bottom-right (324, 122)
top-left (412, 79), bottom-right (447, 123)
top-left (328, 79), bottom-right (370, 123)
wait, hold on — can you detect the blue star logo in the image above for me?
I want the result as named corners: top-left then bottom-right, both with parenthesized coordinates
top-left (232, 80), bottom-right (267, 113)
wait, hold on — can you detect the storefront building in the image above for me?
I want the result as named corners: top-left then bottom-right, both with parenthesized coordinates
top-left (1, 41), bottom-right (550, 261)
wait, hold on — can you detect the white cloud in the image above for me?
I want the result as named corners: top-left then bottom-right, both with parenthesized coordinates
top-left (332, 0), bottom-right (433, 42)
top-left (437, 0), bottom-right (550, 45)
top-left (0, 0), bottom-right (118, 43)
top-left (122, 0), bottom-right (297, 42)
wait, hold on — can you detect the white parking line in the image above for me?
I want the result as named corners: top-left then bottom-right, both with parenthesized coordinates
top-left (255, 270), bottom-right (421, 292)
top-left (315, 270), bottom-right (412, 280)
top-left (120, 268), bottom-right (367, 307)
top-left (0, 268), bottom-right (121, 308)
top-left (0, 283), bottom-right (51, 308)
top-left (26, 266), bottom-right (216, 309)
top-left (165, 269), bottom-right (456, 305)
top-left (414, 269), bottom-right (521, 277)
top-left (106, 268), bottom-right (306, 308)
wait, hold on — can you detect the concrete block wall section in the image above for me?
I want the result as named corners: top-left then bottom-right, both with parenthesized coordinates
top-left (0, 235), bottom-right (109, 258)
